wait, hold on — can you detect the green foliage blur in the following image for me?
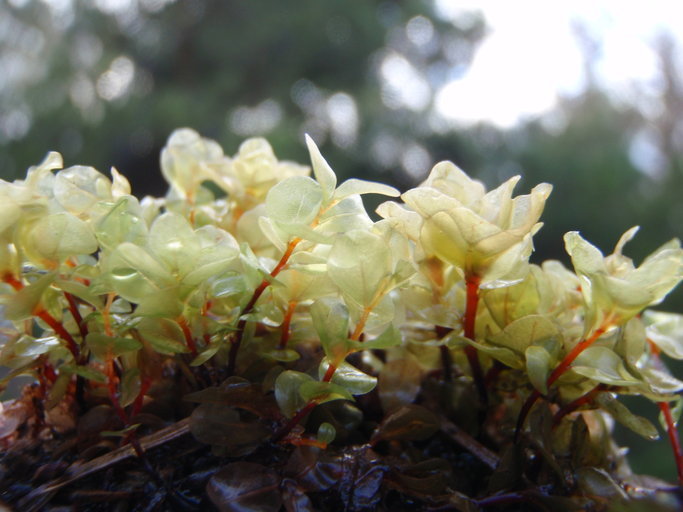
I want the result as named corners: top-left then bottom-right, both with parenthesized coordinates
top-left (2, 0), bottom-right (683, 479)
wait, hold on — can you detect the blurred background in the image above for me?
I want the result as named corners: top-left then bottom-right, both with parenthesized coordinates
top-left (2, 0), bottom-right (683, 479)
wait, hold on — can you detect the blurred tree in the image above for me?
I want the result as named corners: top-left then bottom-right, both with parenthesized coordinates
top-left (0, 0), bottom-right (484, 196)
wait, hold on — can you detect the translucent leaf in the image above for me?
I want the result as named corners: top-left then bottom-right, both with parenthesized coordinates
top-left (327, 230), bottom-right (391, 307)
top-left (4, 273), bottom-right (55, 321)
top-left (643, 310), bottom-right (683, 360)
top-left (275, 370), bottom-right (314, 418)
top-left (0, 197), bottom-right (20, 236)
top-left (148, 212), bottom-right (199, 278)
top-left (564, 231), bottom-right (607, 275)
top-left (120, 368), bottom-right (141, 408)
top-left (526, 346), bottom-right (552, 394)
top-left (135, 317), bottom-right (190, 355)
top-left (317, 422), bottom-right (336, 445)
top-left (571, 346), bottom-right (639, 386)
top-left (594, 393), bottom-right (659, 440)
top-left (305, 134), bottom-right (336, 204)
top-left (299, 380), bottom-right (354, 405)
top-left (85, 333), bottom-right (142, 359)
top-left (112, 242), bottom-right (174, 287)
top-left (372, 404), bottom-right (439, 443)
top-left (333, 178), bottom-right (399, 200)
top-left (316, 195), bottom-right (373, 234)
top-left (27, 213), bottom-right (98, 263)
top-left (639, 367), bottom-right (683, 397)
top-left (490, 315), bottom-right (560, 354)
top-left (318, 359), bottom-right (377, 395)
top-left (456, 337), bottom-right (522, 369)
top-left (132, 288), bottom-right (183, 318)
top-left (95, 196), bottom-right (148, 251)
top-left (61, 364), bottom-right (106, 383)
top-left (54, 165), bottom-right (112, 216)
top-left (55, 279), bottom-right (104, 310)
top-left (207, 462), bottom-right (282, 512)
top-left (265, 176), bottom-right (322, 227)
top-left (257, 216), bottom-right (288, 252)
top-left (311, 298), bottom-right (350, 361)
top-left (353, 324), bottom-right (401, 351)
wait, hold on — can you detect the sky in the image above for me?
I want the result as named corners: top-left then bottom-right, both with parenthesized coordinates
top-left (433, 0), bottom-right (683, 128)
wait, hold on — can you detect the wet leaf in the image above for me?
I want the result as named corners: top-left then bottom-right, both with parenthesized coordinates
top-left (576, 467), bottom-right (628, 500)
top-left (333, 178), bottom-right (399, 200)
top-left (526, 345), bottom-right (552, 394)
top-left (207, 462), bottom-right (282, 512)
top-left (318, 359), bottom-right (377, 395)
top-left (266, 176), bottom-right (322, 227)
top-left (135, 317), bottom-right (189, 355)
top-left (311, 297), bottom-right (350, 361)
top-left (317, 422), bottom-right (336, 445)
top-left (281, 478), bottom-right (314, 512)
top-left (299, 380), bottom-right (354, 405)
top-left (184, 378), bottom-right (280, 419)
top-left (85, 333), bottom-right (141, 359)
top-left (372, 404), bottom-right (439, 443)
top-left (190, 403), bottom-right (270, 456)
top-left (27, 212), bottom-right (98, 263)
top-left (61, 364), bottom-right (106, 383)
top-left (595, 393), bottom-right (659, 440)
top-left (285, 446), bottom-right (342, 492)
top-left (387, 459), bottom-right (453, 499)
top-left (4, 273), bottom-right (55, 321)
top-left (275, 370), bottom-right (314, 418)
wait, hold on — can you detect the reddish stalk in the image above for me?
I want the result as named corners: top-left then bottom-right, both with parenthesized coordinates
top-left (227, 237), bottom-right (301, 375)
top-left (130, 375), bottom-right (153, 419)
top-left (659, 401), bottom-right (683, 487)
top-left (552, 384), bottom-right (607, 427)
top-left (273, 300), bottom-right (371, 443)
top-left (515, 323), bottom-right (611, 438)
top-left (463, 274), bottom-right (486, 403)
top-left (35, 308), bottom-right (80, 362)
top-left (64, 291), bottom-right (88, 339)
top-left (278, 301), bottom-right (297, 349)
top-left (105, 353), bottom-right (128, 425)
top-left (2, 272), bottom-right (23, 291)
top-left (176, 316), bottom-right (197, 356)
top-left (3, 272), bottom-right (81, 361)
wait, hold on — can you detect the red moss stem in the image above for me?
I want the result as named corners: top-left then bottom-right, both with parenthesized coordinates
top-left (516, 323), bottom-right (611, 438)
top-left (463, 274), bottom-right (486, 404)
top-left (64, 291), bottom-right (88, 339)
top-left (659, 401), bottom-right (683, 487)
top-left (176, 316), bottom-right (197, 356)
top-left (35, 308), bottom-right (80, 362)
top-left (278, 301), bottom-right (297, 349)
top-left (552, 384), bottom-right (607, 427)
top-left (227, 237), bottom-right (301, 375)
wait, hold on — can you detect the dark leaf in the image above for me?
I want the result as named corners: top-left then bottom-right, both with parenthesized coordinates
top-left (387, 459), bottom-right (453, 501)
top-left (184, 377), bottom-right (280, 419)
top-left (285, 446), bottom-right (343, 492)
top-left (207, 462), bottom-right (282, 512)
top-left (190, 403), bottom-right (270, 457)
top-left (372, 404), bottom-right (439, 443)
top-left (281, 478), bottom-right (314, 512)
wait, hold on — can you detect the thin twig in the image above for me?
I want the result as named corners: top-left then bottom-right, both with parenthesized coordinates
top-left (19, 418), bottom-right (191, 510)
top-left (439, 415), bottom-right (499, 470)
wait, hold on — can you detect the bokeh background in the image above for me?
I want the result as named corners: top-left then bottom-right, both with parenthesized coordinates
top-left (2, 0), bottom-right (683, 480)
